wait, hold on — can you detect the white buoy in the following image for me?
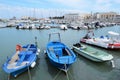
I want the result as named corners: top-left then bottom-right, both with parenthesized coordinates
top-left (31, 62), bottom-right (36, 68)
top-left (36, 52), bottom-right (39, 55)
top-left (111, 60), bottom-right (115, 68)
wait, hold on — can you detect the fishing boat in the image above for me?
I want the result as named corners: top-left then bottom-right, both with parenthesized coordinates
top-left (2, 44), bottom-right (40, 77)
top-left (80, 31), bottom-right (120, 49)
top-left (46, 33), bottom-right (76, 73)
top-left (73, 43), bottom-right (113, 62)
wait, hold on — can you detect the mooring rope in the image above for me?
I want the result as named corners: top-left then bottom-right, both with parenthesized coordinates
top-left (68, 72), bottom-right (72, 79)
top-left (7, 74), bottom-right (10, 80)
top-left (53, 70), bottom-right (61, 80)
top-left (66, 72), bottom-right (70, 80)
top-left (111, 60), bottom-right (115, 68)
top-left (28, 66), bottom-right (32, 80)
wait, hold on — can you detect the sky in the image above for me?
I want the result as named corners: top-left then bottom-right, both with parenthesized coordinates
top-left (0, 0), bottom-right (120, 19)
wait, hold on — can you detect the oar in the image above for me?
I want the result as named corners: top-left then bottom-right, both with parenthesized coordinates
top-left (16, 51), bottom-right (27, 66)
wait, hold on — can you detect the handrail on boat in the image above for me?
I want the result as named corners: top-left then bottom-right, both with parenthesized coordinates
top-left (48, 32), bottom-right (61, 42)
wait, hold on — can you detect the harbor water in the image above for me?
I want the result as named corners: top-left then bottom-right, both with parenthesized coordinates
top-left (0, 26), bottom-right (120, 80)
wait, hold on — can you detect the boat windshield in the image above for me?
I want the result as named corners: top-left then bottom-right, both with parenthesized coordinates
top-left (108, 31), bottom-right (120, 43)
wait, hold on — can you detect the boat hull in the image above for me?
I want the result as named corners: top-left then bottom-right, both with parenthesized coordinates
top-left (11, 66), bottom-right (29, 77)
top-left (73, 47), bottom-right (103, 62)
top-left (46, 41), bottom-right (76, 72)
top-left (2, 44), bottom-right (39, 77)
top-left (48, 56), bottom-right (70, 72)
top-left (80, 39), bottom-right (120, 50)
top-left (73, 45), bottom-right (113, 62)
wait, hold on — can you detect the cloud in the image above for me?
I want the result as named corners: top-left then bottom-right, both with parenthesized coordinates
top-left (49, 0), bottom-right (91, 9)
top-left (0, 0), bottom-right (120, 18)
top-left (93, 3), bottom-right (112, 12)
top-left (50, 0), bottom-right (80, 6)
top-left (114, 0), bottom-right (120, 4)
top-left (96, 0), bottom-right (111, 4)
top-left (0, 3), bottom-right (83, 18)
top-left (92, 0), bottom-right (120, 12)
top-left (25, 0), bottom-right (47, 5)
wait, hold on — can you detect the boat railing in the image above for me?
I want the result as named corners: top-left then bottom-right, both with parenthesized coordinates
top-left (89, 51), bottom-right (98, 54)
top-left (48, 32), bottom-right (61, 42)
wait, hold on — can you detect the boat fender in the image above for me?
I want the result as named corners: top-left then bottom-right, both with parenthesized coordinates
top-left (37, 49), bottom-right (40, 53)
top-left (111, 46), bottom-right (114, 49)
top-left (36, 52), bottom-right (39, 55)
top-left (31, 62), bottom-right (36, 68)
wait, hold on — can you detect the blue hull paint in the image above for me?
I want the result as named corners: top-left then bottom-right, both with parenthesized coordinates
top-left (11, 66), bottom-right (28, 77)
top-left (48, 56), bottom-right (70, 70)
top-left (46, 41), bottom-right (76, 72)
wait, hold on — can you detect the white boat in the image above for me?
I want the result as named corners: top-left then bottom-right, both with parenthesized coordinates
top-left (80, 31), bottom-right (120, 49)
top-left (7, 21), bottom-right (16, 27)
top-left (0, 22), bottom-right (7, 28)
top-left (60, 25), bottom-right (67, 30)
top-left (73, 43), bottom-right (113, 62)
top-left (16, 23), bottom-right (25, 29)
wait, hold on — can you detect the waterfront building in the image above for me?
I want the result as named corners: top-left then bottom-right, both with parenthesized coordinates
top-left (49, 12), bottom-right (120, 25)
top-left (114, 14), bottom-right (120, 23)
top-left (94, 12), bottom-right (118, 23)
top-left (64, 13), bottom-right (80, 22)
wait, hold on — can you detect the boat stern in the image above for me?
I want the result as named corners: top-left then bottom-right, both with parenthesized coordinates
top-left (101, 55), bottom-right (113, 61)
top-left (108, 43), bottom-right (120, 49)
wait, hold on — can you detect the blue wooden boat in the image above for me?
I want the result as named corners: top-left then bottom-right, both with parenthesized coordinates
top-left (46, 33), bottom-right (76, 73)
top-left (2, 44), bottom-right (40, 77)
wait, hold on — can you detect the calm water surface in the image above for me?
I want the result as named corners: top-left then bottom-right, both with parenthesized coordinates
top-left (0, 26), bottom-right (120, 80)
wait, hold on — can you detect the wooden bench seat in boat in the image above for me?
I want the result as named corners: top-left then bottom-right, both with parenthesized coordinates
top-left (54, 48), bottom-right (63, 57)
top-left (9, 51), bottom-right (20, 64)
top-left (89, 51), bottom-right (98, 54)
